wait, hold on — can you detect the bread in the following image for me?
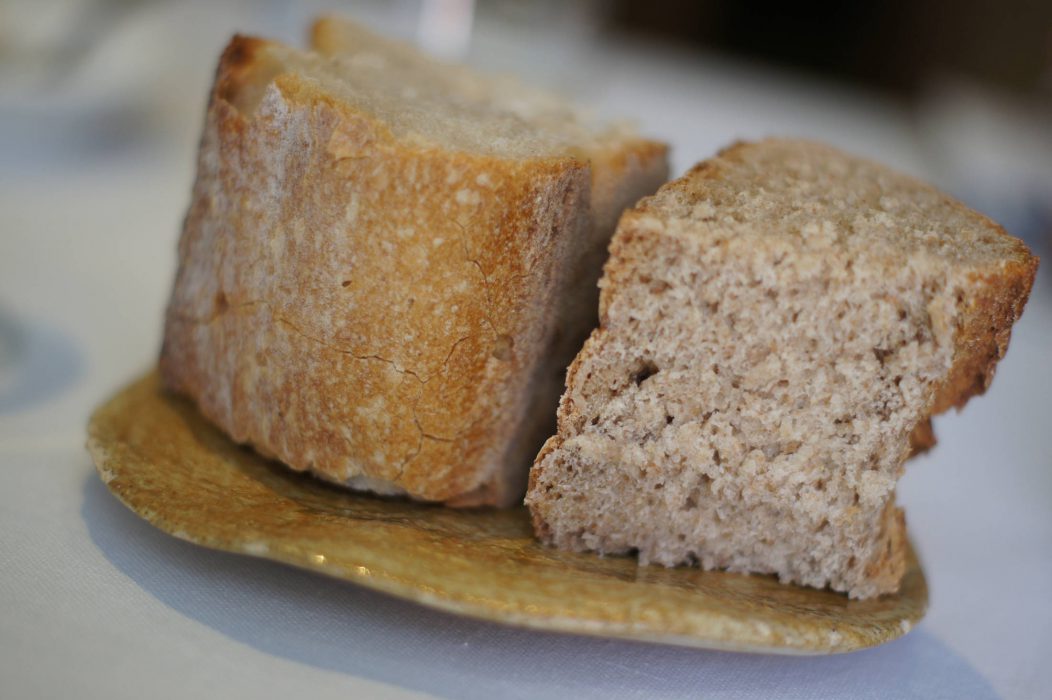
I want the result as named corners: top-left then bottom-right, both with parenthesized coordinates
top-left (160, 20), bottom-right (668, 507)
top-left (526, 139), bottom-right (1037, 598)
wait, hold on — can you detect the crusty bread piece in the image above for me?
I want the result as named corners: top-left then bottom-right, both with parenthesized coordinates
top-left (526, 139), bottom-right (1037, 598)
top-left (160, 22), bottom-right (667, 507)
top-left (308, 16), bottom-right (669, 505)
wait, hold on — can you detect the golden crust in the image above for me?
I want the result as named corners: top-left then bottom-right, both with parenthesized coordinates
top-left (446, 142), bottom-right (670, 506)
top-left (162, 35), bottom-right (668, 507)
top-left (908, 418), bottom-right (937, 455)
top-left (929, 253), bottom-right (1038, 413)
top-left (163, 37), bottom-right (587, 503)
top-left (302, 17), bottom-right (669, 507)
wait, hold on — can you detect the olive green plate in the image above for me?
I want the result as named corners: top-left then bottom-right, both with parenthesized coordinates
top-left (87, 371), bottom-right (927, 654)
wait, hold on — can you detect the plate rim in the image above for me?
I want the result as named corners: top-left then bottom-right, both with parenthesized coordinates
top-left (87, 370), bottom-right (929, 655)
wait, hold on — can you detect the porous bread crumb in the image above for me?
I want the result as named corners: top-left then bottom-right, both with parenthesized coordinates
top-left (527, 139), bottom-right (1037, 598)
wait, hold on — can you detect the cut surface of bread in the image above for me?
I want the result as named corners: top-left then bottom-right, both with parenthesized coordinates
top-left (527, 139), bottom-right (1037, 597)
top-left (161, 20), bottom-right (667, 507)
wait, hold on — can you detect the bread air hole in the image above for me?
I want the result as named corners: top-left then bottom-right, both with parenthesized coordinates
top-left (631, 360), bottom-right (659, 386)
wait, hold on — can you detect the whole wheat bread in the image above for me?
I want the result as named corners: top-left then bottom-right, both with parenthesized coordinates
top-left (526, 139), bottom-right (1037, 598)
top-left (160, 20), bottom-right (668, 507)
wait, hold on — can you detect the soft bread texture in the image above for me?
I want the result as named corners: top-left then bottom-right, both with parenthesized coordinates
top-left (526, 139), bottom-right (1037, 598)
top-left (160, 22), bottom-right (668, 506)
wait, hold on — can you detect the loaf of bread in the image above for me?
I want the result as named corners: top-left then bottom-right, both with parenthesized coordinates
top-left (526, 139), bottom-right (1037, 598)
top-left (160, 20), bottom-right (668, 506)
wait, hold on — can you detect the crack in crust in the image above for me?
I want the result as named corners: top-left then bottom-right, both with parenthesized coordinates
top-left (170, 301), bottom-right (429, 383)
top-left (447, 212), bottom-right (501, 340)
top-left (161, 31), bottom-right (669, 505)
top-left (167, 298), bottom-right (486, 481)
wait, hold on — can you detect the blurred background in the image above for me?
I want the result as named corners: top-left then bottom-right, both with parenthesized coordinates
top-left (2, 0), bottom-right (1051, 241)
top-left (1, 0), bottom-right (1050, 420)
top-left (2, 5), bottom-right (1050, 698)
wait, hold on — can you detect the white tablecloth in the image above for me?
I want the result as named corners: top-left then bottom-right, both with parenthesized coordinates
top-left (2, 4), bottom-right (1050, 698)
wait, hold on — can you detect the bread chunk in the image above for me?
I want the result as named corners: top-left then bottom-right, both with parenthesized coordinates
top-left (527, 139), bottom-right (1037, 597)
top-left (161, 22), bottom-right (668, 506)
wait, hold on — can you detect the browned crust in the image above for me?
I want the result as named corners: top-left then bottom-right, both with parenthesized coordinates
top-left (908, 418), bottom-right (937, 455)
top-left (449, 139), bottom-right (670, 507)
top-left (211, 35), bottom-right (285, 115)
top-left (162, 35), bottom-right (591, 505)
top-left (310, 15), bottom-right (423, 61)
top-left (214, 35), bottom-right (264, 100)
top-left (929, 254), bottom-right (1039, 413)
top-left (862, 502), bottom-right (908, 595)
top-left (526, 434), bottom-right (561, 537)
top-left (309, 15), bottom-right (351, 54)
top-left (163, 34), bottom-right (669, 507)
top-left (306, 16), bottom-right (670, 508)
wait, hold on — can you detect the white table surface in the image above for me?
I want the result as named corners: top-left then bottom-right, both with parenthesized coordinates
top-left (2, 3), bottom-right (1050, 698)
